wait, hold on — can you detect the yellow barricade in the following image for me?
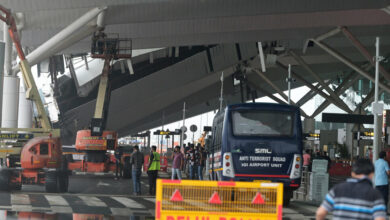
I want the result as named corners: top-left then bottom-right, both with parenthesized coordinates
top-left (155, 179), bottom-right (283, 220)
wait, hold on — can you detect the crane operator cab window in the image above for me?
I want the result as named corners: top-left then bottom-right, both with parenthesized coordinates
top-left (30, 147), bottom-right (37, 154)
top-left (39, 143), bottom-right (49, 155)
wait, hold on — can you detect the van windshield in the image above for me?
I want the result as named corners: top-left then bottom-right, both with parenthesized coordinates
top-left (232, 110), bottom-right (293, 137)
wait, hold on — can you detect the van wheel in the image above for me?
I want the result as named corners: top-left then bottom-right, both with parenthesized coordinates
top-left (58, 171), bottom-right (69, 193)
top-left (0, 170), bottom-right (10, 191)
top-left (45, 171), bottom-right (59, 193)
top-left (283, 196), bottom-right (291, 206)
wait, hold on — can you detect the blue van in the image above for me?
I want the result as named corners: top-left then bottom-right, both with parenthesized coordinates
top-left (208, 103), bottom-right (303, 205)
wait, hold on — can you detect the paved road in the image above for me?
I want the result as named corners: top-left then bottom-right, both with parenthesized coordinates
top-left (0, 173), bottom-right (330, 219)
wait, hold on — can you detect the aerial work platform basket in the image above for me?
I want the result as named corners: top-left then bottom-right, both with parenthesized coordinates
top-left (156, 179), bottom-right (283, 220)
top-left (91, 32), bottom-right (132, 59)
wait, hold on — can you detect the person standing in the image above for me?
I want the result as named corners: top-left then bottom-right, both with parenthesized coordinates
top-left (303, 149), bottom-right (311, 168)
top-left (114, 147), bottom-right (123, 180)
top-left (194, 145), bottom-right (201, 180)
top-left (186, 145), bottom-right (195, 179)
top-left (130, 145), bottom-right (144, 196)
top-left (182, 144), bottom-right (188, 176)
top-left (198, 147), bottom-right (206, 180)
top-left (316, 159), bottom-right (386, 220)
top-left (375, 151), bottom-right (390, 211)
top-left (322, 152), bottom-right (332, 172)
top-left (171, 146), bottom-right (184, 180)
top-left (148, 146), bottom-right (160, 196)
top-left (369, 148), bottom-right (374, 161)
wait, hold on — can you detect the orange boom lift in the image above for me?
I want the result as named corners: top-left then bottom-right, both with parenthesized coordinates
top-left (0, 5), bottom-right (68, 192)
top-left (72, 31), bottom-right (132, 173)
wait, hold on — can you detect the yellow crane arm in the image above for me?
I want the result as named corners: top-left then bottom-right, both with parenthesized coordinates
top-left (0, 4), bottom-right (53, 133)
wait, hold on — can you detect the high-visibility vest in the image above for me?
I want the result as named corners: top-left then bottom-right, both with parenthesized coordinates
top-left (148, 152), bottom-right (160, 171)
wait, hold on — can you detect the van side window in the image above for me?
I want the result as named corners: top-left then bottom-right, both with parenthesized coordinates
top-left (40, 143), bottom-right (49, 155)
top-left (211, 113), bottom-right (224, 153)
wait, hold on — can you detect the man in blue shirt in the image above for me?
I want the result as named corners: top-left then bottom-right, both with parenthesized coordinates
top-left (375, 151), bottom-right (390, 210)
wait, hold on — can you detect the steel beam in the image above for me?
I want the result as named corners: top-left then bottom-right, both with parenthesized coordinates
top-left (340, 27), bottom-right (390, 82)
top-left (276, 62), bottom-right (353, 114)
top-left (352, 89), bottom-right (383, 137)
top-left (353, 88), bottom-right (383, 114)
top-left (312, 61), bottom-right (382, 117)
top-left (315, 27), bottom-right (341, 42)
top-left (354, 88), bottom-right (373, 114)
top-left (296, 81), bottom-right (330, 107)
top-left (310, 39), bottom-right (390, 93)
top-left (351, 88), bottom-right (383, 132)
top-left (289, 50), bottom-right (351, 112)
top-left (12, 7), bottom-right (107, 73)
top-left (303, 27), bottom-right (341, 53)
top-left (311, 72), bottom-right (360, 118)
top-left (248, 81), bottom-right (308, 118)
top-left (250, 68), bottom-right (292, 103)
top-left (248, 82), bottom-right (287, 104)
top-left (248, 68), bottom-right (309, 117)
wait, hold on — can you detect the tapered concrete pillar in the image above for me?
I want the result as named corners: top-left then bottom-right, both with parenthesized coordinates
top-left (1, 76), bottom-right (20, 129)
top-left (17, 82), bottom-right (32, 131)
top-left (303, 118), bottom-right (315, 133)
top-left (0, 42), bottom-right (5, 125)
top-left (2, 21), bottom-right (20, 130)
top-left (346, 123), bottom-right (354, 159)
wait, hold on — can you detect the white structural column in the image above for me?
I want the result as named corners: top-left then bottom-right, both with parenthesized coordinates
top-left (0, 42), bottom-right (5, 125)
top-left (288, 64), bottom-right (291, 104)
top-left (2, 22), bottom-right (20, 130)
top-left (17, 82), bottom-right (32, 131)
top-left (1, 76), bottom-right (20, 128)
top-left (3, 23), bottom-right (12, 77)
top-left (180, 102), bottom-right (186, 150)
top-left (372, 37), bottom-right (382, 163)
